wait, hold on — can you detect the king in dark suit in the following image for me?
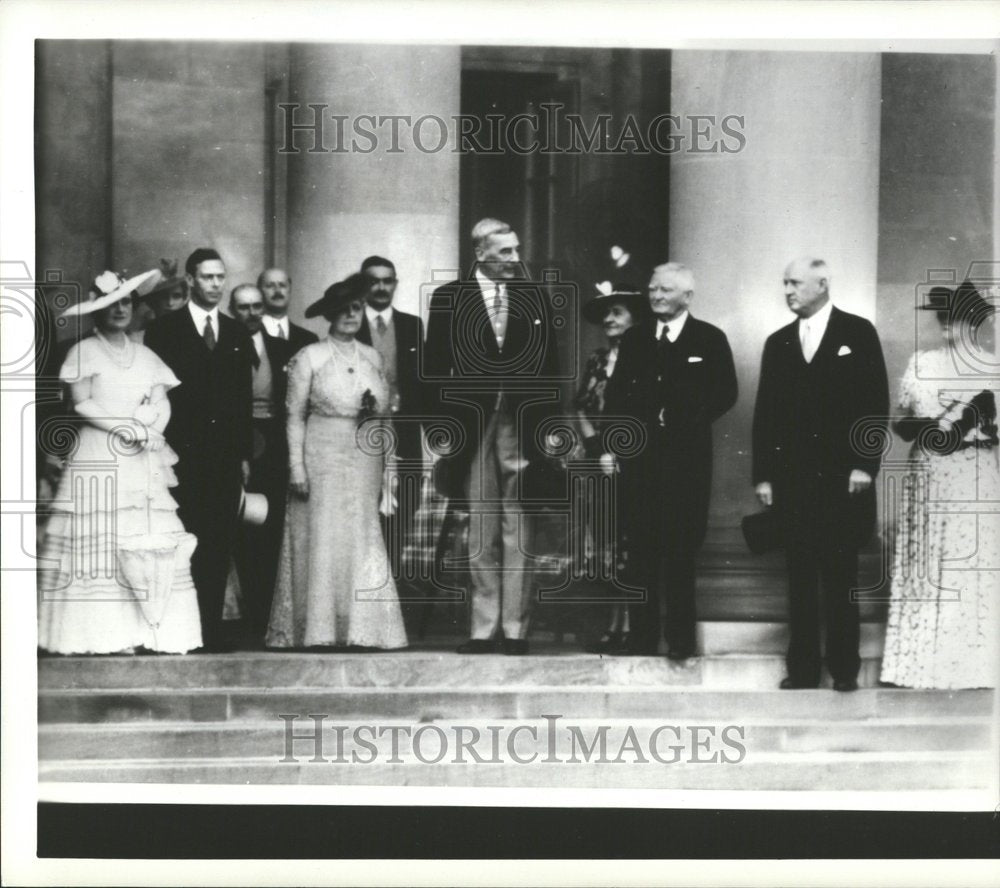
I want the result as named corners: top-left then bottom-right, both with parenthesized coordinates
top-left (752, 257), bottom-right (889, 691)
top-left (145, 248), bottom-right (254, 651)
top-left (355, 255), bottom-right (427, 585)
top-left (604, 262), bottom-right (738, 660)
top-left (423, 218), bottom-right (561, 655)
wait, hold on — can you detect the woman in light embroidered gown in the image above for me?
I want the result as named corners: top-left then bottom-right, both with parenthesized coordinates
top-left (266, 274), bottom-right (407, 650)
top-left (880, 283), bottom-right (998, 689)
top-left (38, 270), bottom-right (202, 655)
top-left (574, 282), bottom-right (647, 654)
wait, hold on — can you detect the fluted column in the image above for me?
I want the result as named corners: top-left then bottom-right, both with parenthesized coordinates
top-left (285, 44), bottom-right (461, 330)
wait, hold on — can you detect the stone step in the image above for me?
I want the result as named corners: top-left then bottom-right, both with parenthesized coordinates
top-left (38, 650), bottom-right (890, 692)
top-left (37, 623), bottom-right (890, 693)
top-left (38, 686), bottom-right (994, 724)
top-left (37, 750), bottom-right (992, 791)
top-left (38, 717), bottom-right (994, 762)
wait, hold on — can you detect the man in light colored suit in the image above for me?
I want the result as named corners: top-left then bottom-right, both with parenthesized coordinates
top-left (424, 219), bottom-right (561, 655)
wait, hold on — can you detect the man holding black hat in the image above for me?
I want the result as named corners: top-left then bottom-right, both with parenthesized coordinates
top-left (752, 257), bottom-right (889, 691)
top-left (145, 248), bottom-right (254, 651)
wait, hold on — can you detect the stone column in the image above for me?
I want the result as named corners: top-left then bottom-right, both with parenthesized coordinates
top-left (668, 51), bottom-right (883, 527)
top-left (285, 44), bottom-right (461, 330)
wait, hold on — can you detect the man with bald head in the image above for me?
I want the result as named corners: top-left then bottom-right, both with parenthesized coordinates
top-left (257, 268), bottom-right (318, 353)
top-left (604, 262), bottom-right (738, 661)
top-left (753, 257), bottom-right (888, 691)
top-left (230, 283), bottom-right (296, 639)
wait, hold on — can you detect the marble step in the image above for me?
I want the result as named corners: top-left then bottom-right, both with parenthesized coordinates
top-left (38, 686), bottom-right (994, 724)
top-left (37, 750), bottom-right (993, 791)
top-left (38, 717), bottom-right (994, 762)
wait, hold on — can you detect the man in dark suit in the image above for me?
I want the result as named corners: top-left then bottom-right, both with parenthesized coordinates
top-left (752, 257), bottom-right (889, 692)
top-left (355, 255), bottom-right (427, 585)
top-left (603, 262), bottom-right (738, 660)
top-left (424, 218), bottom-right (561, 655)
top-left (145, 248), bottom-right (254, 652)
top-left (258, 267), bottom-right (319, 354)
top-left (229, 283), bottom-right (295, 640)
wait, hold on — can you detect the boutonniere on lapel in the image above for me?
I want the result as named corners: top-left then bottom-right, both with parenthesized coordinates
top-left (837, 345), bottom-right (852, 357)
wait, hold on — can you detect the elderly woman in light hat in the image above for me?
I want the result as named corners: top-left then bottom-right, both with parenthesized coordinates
top-left (37, 270), bottom-right (203, 655)
top-left (575, 280), bottom-right (648, 654)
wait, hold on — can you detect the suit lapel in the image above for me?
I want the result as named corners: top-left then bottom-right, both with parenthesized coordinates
top-left (357, 314), bottom-right (372, 346)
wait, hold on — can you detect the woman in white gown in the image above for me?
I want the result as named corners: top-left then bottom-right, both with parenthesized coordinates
top-left (38, 270), bottom-right (202, 655)
top-left (266, 274), bottom-right (407, 650)
top-left (880, 283), bottom-right (998, 689)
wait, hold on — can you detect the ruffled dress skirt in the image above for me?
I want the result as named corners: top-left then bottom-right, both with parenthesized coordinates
top-left (37, 427), bottom-right (203, 654)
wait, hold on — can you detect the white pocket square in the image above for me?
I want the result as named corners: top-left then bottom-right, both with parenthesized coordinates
top-left (534, 318), bottom-right (542, 325)
top-left (837, 345), bottom-right (852, 356)
top-left (687, 356), bottom-right (703, 363)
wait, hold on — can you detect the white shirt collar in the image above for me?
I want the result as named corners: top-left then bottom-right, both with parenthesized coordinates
top-left (656, 310), bottom-right (690, 341)
top-left (365, 304), bottom-right (394, 326)
top-left (188, 300), bottom-right (219, 330)
top-left (475, 269), bottom-right (506, 303)
top-left (251, 330), bottom-right (265, 356)
top-left (799, 299), bottom-right (833, 334)
top-left (261, 315), bottom-right (289, 337)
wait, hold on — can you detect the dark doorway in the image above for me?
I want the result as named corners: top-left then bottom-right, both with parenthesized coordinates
top-left (459, 69), bottom-right (577, 277)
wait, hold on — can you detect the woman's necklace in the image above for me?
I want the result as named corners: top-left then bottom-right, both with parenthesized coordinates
top-left (326, 336), bottom-right (363, 395)
top-left (95, 329), bottom-right (135, 369)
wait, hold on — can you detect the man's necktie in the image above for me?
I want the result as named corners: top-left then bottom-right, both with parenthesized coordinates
top-left (277, 324), bottom-right (287, 340)
top-left (251, 340), bottom-right (261, 369)
top-left (493, 286), bottom-right (507, 347)
top-left (376, 314), bottom-right (387, 336)
top-left (800, 320), bottom-right (817, 363)
top-left (203, 316), bottom-right (216, 351)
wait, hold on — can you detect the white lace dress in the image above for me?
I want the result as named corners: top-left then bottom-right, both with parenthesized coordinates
top-left (37, 337), bottom-right (202, 654)
top-left (266, 338), bottom-right (407, 649)
top-left (880, 349), bottom-right (999, 689)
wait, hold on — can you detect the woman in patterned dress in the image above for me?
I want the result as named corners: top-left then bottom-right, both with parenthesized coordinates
top-left (266, 274), bottom-right (407, 650)
top-left (575, 283), bottom-right (648, 654)
top-left (880, 283), bottom-right (998, 689)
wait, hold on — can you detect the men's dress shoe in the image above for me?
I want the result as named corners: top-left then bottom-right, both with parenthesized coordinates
top-left (456, 638), bottom-right (496, 654)
top-left (780, 677), bottom-right (819, 690)
top-left (666, 648), bottom-right (695, 662)
top-left (833, 679), bottom-right (859, 692)
top-left (584, 631), bottom-right (622, 654)
top-left (502, 639), bottom-right (529, 656)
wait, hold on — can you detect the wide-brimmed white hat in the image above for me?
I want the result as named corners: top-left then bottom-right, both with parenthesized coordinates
top-left (60, 269), bottom-right (159, 318)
